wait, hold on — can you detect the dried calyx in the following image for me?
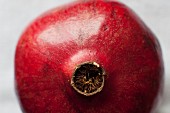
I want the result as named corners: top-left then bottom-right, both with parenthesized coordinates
top-left (71, 62), bottom-right (106, 96)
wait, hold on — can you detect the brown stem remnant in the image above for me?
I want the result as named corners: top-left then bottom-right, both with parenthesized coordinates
top-left (71, 62), bottom-right (105, 96)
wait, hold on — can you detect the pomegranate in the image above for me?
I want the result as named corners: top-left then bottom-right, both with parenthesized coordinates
top-left (15, 0), bottom-right (164, 113)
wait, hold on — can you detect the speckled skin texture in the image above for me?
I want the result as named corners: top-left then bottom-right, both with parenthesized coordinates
top-left (15, 0), bottom-right (164, 113)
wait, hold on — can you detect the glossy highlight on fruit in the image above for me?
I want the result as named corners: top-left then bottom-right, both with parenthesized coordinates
top-left (15, 0), bottom-right (164, 113)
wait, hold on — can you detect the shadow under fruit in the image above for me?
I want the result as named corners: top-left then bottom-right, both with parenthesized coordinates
top-left (15, 0), bottom-right (164, 113)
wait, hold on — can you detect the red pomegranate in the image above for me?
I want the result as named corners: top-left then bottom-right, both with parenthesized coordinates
top-left (15, 0), bottom-right (164, 113)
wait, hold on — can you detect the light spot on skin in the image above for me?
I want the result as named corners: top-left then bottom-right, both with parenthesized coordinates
top-left (63, 49), bottom-right (97, 77)
top-left (70, 49), bottom-right (96, 63)
top-left (38, 13), bottom-right (105, 45)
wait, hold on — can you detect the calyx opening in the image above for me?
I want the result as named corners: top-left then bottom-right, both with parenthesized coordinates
top-left (71, 62), bottom-right (105, 96)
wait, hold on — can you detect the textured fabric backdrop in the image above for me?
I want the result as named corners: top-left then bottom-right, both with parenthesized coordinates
top-left (0, 0), bottom-right (169, 113)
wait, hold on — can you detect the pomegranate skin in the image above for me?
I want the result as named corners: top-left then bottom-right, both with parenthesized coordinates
top-left (15, 0), bottom-right (164, 113)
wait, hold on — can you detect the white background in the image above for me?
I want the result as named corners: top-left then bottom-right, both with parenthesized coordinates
top-left (0, 0), bottom-right (169, 113)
